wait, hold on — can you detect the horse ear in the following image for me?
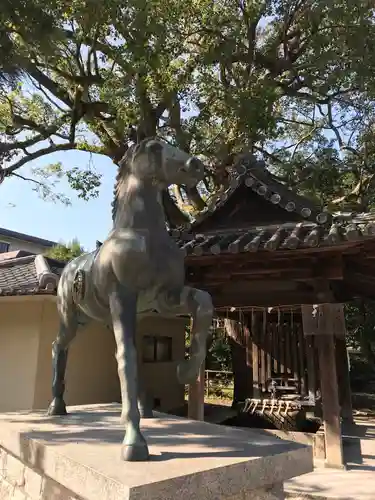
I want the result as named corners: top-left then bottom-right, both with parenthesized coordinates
top-left (127, 126), bottom-right (138, 143)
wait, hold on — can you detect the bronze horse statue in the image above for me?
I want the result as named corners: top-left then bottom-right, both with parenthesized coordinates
top-left (47, 138), bottom-right (213, 461)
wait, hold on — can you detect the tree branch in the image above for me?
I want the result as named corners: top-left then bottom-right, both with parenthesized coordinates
top-left (162, 189), bottom-right (189, 227)
top-left (253, 145), bottom-right (283, 164)
top-left (10, 171), bottom-right (47, 187)
top-left (27, 65), bottom-right (73, 107)
top-left (291, 126), bottom-right (317, 159)
top-left (2, 143), bottom-right (76, 176)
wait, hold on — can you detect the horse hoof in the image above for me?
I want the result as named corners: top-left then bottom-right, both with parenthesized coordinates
top-left (121, 443), bottom-right (150, 462)
top-left (47, 399), bottom-right (67, 416)
top-left (139, 407), bottom-right (154, 419)
top-left (177, 361), bottom-right (198, 385)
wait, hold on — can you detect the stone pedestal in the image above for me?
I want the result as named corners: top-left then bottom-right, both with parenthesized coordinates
top-left (0, 404), bottom-right (313, 500)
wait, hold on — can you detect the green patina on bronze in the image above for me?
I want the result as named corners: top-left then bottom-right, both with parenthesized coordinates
top-left (47, 138), bottom-right (213, 462)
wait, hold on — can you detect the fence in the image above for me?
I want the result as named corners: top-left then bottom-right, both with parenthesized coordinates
top-left (205, 369), bottom-right (233, 399)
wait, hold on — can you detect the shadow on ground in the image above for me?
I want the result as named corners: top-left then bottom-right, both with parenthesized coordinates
top-left (1, 404), bottom-right (306, 470)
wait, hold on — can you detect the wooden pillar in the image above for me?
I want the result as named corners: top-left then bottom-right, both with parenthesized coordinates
top-left (245, 321), bottom-right (254, 398)
top-left (305, 336), bottom-right (316, 404)
top-left (302, 304), bottom-right (345, 469)
top-left (252, 312), bottom-right (261, 398)
top-left (335, 335), bottom-right (354, 424)
top-left (316, 334), bottom-right (345, 468)
top-left (188, 361), bottom-right (205, 420)
top-left (225, 318), bottom-right (253, 403)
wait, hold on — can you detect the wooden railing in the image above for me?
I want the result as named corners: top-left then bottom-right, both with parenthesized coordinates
top-left (204, 369), bottom-right (233, 398)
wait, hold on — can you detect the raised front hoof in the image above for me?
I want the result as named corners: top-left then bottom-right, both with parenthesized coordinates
top-left (47, 398), bottom-right (67, 416)
top-left (177, 361), bottom-right (199, 385)
top-left (121, 443), bottom-right (150, 462)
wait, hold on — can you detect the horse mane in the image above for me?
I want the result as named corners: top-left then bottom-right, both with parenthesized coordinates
top-left (111, 140), bottom-right (149, 222)
top-left (111, 144), bottom-right (135, 222)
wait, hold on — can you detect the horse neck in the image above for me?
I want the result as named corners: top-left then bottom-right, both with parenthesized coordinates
top-left (113, 173), bottom-right (167, 232)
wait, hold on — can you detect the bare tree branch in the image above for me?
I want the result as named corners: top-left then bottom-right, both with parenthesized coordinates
top-left (2, 143), bottom-right (76, 175)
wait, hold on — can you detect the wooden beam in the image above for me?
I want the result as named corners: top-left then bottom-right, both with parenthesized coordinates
top-left (251, 312), bottom-right (261, 398)
top-left (335, 335), bottom-right (354, 424)
top-left (297, 321), bottom-right (308, 397)
top-left (305, 336), bottom-right (316, 404)
top-left (199, 269), bottom-right (342, 284)
top-left (260, 310), bottom-right (267, 392)
top-left (245, 317), bottom-right (254, 399)
top-left (344, 258), bottom-right (375, 275)
top-left (213, 291), bottom-right (336, 308)
top-left (225, 318), bottom-right (253, 401)
top-left (189, 256), bottom-right (344, 280)
top-left (345, 271), bottom-right (375, 288)
top-left (185, 242), bottom-right (361, 265)
top-left (315, 334), bottom-right (345, 469)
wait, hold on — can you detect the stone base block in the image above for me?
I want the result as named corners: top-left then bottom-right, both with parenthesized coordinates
top-left (0, 404), bottom-right (313, 500)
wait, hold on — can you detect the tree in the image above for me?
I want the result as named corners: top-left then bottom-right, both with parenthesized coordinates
top-left (45, 238), bottom-right (84, 262)
top-left (1, 1), bottom-right (375, 222)
top-left (0, 0), bottom-right (57, 84)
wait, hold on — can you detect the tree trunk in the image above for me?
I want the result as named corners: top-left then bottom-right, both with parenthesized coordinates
top-left (224, 319), bottom-right (253, 404)
top-left (109, 144), bottom-right (129, 165)
top-left (162, 189), bottom-right (189, 227)
top-left (185, 185), bottom-right (206, 211)
top-left (173, 185), bottom-right (185, 211)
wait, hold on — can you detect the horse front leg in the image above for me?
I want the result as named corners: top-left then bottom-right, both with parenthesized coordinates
top-left (109, 283), bottom-right (149, 462)
top-left (157, 286), bottom-right (214, 385)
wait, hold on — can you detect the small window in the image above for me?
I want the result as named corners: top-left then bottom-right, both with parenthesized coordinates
top-left (143, 336), bottom-right (156, 363)
top-left (0, 241), bottom-right (9, 253)
top-left (142, 335), bottom-right (172, 363)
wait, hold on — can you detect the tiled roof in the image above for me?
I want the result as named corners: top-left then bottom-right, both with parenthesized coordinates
top-left (0, 254), bottom-right (60, 297)
top-left (166, 154), bottom-right (375, 256)
top-left (175, 216), bottom-right (375, 257)
top-left (0, 250), bottom-right (36, 262)
top-left (45, 258), bottom-right (66, 277)
top-left (0, 257), bottom-right (39, 290)
top-left (179, 154), bottom-right (327, 232)
top-left (0, 287), bottom-right (57, 297)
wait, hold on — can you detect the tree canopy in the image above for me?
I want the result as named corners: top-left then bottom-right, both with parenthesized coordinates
top-left (45, 238), bottom-right (84, 262)
top-left (1, 0), bottom-right (375, 221)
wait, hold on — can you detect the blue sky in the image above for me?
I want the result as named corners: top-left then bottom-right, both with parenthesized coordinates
top-left (1, 149), bottom-right (117, 251)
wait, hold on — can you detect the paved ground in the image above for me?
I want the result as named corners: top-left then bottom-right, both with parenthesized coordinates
top-left (285, 417), bottom-right (375, 499)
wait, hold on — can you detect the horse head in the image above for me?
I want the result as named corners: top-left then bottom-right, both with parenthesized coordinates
top-left (121, 138), bottom-right (205, 188)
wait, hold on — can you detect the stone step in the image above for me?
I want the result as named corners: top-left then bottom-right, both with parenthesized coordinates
top-left (285, 466), bottom-right (375, 500)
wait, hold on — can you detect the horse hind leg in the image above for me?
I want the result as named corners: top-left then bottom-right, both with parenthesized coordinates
top-left (47, 303), bottom-right (79, 416)
top-left (137, 384), bottom-right (154, 419)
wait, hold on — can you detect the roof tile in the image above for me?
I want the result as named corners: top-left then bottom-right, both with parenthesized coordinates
top-left (178, 217), bottom-right (375, 257)
top-left (0, 254), bottom-right (60, 297)
top-left (0, 257), bottom-right (38, 290)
